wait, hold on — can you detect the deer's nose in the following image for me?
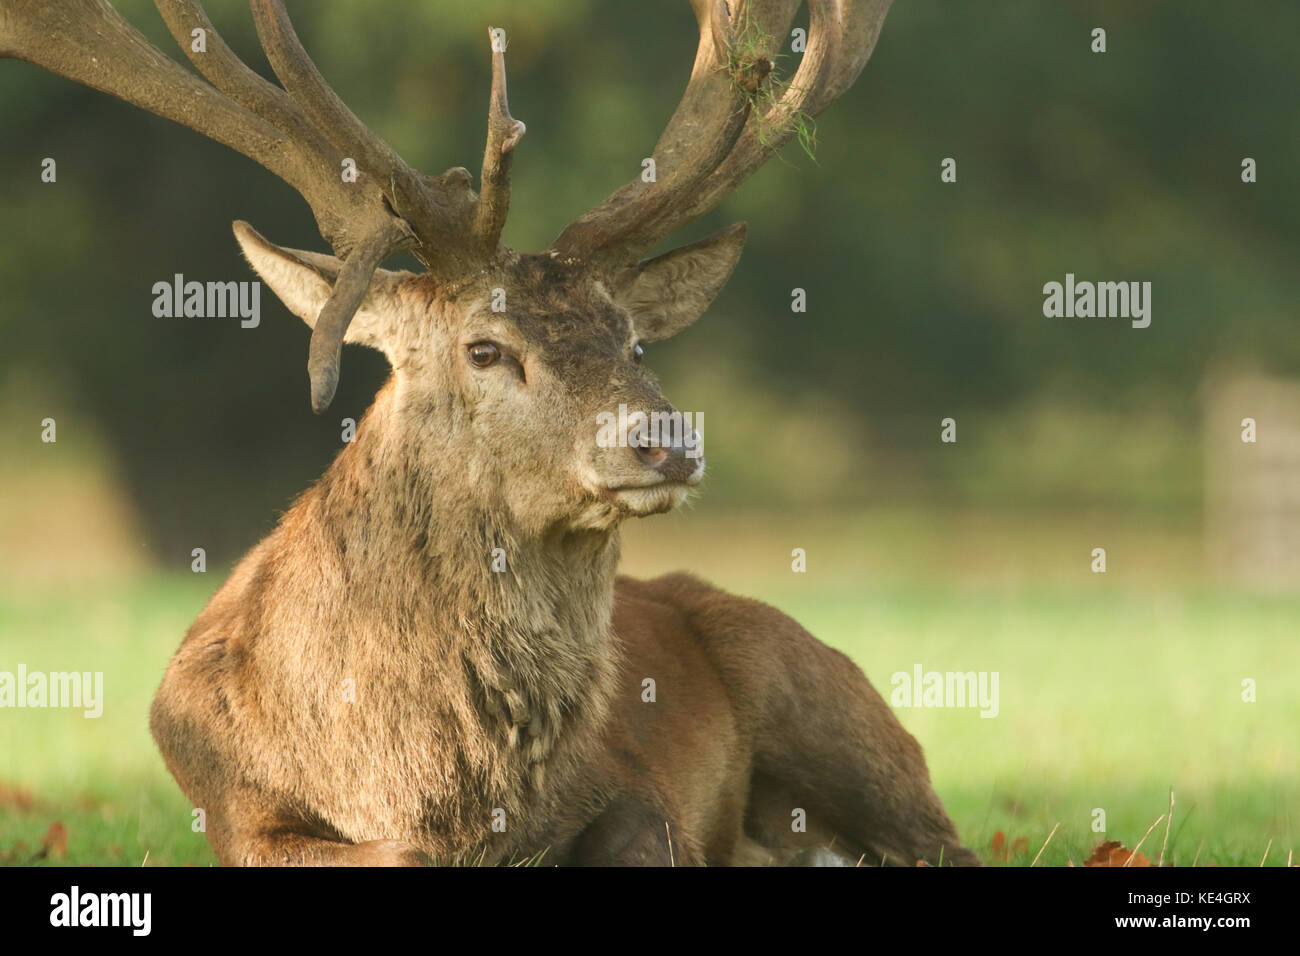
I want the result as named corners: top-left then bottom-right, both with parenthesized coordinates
top-left (634, 445), bottom-right (668, 467)
top-left (632, 433), bottom-right (703, 483)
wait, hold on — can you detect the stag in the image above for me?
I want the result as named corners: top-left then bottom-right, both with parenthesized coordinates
top-left (1, 0), bottom-right (978, 866)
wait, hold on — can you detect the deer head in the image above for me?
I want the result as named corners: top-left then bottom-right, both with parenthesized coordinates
top-left (1, 0), bottom-right (892, 530)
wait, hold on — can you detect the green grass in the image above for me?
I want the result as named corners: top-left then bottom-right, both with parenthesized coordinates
top-left (775, 584), bottom-right (1298, 866)
top-left (0, 570), bottom-right (1295, 866)
top-left (0, 576), bottom-right (217, 866)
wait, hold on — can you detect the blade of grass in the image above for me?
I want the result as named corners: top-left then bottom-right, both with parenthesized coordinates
top-left (1031, 822), bottom-right (1060, 867)
top-left (1158, 791), bottom-right (1174, 867)
top-left (1124, 813), bottom-right (1164, 867)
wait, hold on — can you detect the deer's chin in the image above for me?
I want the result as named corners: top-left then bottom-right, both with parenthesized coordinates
top-left (607, 482), bottom-right (692, 516)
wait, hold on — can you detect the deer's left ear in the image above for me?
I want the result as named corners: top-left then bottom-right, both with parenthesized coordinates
top-left (612, 222), bottom-right (746, 342)
top-left (233, 220), bottom-right (413, 354)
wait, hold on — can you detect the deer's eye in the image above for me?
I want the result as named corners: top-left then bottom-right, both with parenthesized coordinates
top-left (467, 342), bottom-right (501, 368)
top-left (632, 342), bottom-right (644, 364)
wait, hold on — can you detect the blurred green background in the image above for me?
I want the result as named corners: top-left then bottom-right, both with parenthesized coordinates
top-left (0, 1), bottom-right (1296, 865)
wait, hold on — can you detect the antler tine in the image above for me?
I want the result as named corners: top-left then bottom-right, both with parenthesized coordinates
top-left (247, 0), bottom-right (403, 182)
top-left (550, 0), bottom-right (892, 268)
top-left (810, 0), bottom-right (893, 110)
top-left (247, 0), bottom-right (470, 260)
top-left (154, 0), bottom-right (321, 150)
top-left (165, 0), bottom-right (445, 411)
top-left (549, 0), bottom-right (756, 266)
top-left (1, 0), bottom-right (494, 412)
top-left (658, 0), bottom-right (894, 237)
top-left (471, 27), bottom-right (527, 255)
top-left (0, 0), bottom-right (300, 191)
top-left (305, 217), bottom-right (415, 414)
top-left (162, 0), bottom-right (441, 411)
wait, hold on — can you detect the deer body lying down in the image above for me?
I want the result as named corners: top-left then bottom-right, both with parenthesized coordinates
top-left (3, 0), bottom-right (976, 864)
top-left (150, 230), bottom-right (976, 866)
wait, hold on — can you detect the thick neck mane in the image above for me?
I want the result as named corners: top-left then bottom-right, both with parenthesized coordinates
top-left (238, 378), bottom-right (622, 850)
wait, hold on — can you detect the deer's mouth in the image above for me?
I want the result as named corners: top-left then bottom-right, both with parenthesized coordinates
top-left (604, 480), bottom-right (694, 515)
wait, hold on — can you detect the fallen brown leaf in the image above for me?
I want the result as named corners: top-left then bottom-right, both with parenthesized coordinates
top-left (990, 829), bottom-right (1032, 862)
top-left (37, 821), bottom-right (68, 860)
top-left (1084, 840), bottom-right (1151, 867)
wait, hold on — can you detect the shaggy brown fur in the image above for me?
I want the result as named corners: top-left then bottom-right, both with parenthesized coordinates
top-left (5, 0), bottom-right (951, 867)
top-left (148, 234), bottom-right (978, 867)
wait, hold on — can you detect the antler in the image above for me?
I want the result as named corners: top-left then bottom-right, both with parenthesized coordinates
top-left (472, 28), bottom-right (527, 255)
top-left (1, 0), bottom-right (888, 406)
top-left (549, 0), bottom-right (893, 268)
top-left (0, 0), bottom-right (522, 412)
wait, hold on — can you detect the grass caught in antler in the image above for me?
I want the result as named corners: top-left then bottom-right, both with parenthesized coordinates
top-left (724, 13), bottom-right (818, 162)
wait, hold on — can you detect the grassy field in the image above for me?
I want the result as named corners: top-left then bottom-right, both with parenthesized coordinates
top-left (1, 510), bottom-right (1296, 866)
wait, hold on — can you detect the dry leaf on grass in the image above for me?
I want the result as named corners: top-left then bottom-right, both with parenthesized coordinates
top-left (989, 830), bottom-right (1032, 862)
top-left (1084, 840), bottom-right (1151, 867)
top-left (36, 821), bottom-right (68, 860)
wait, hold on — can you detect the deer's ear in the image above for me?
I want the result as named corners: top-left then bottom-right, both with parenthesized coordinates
top-left (612, 222), bottom-right (746, 342)
top-left (232, 221), bottom-right (412, 352)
